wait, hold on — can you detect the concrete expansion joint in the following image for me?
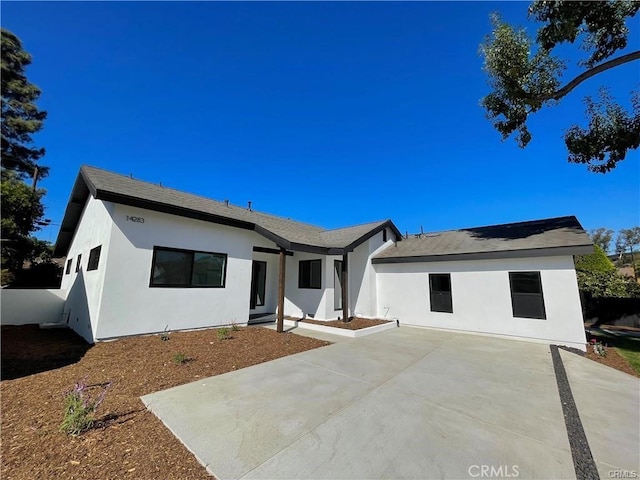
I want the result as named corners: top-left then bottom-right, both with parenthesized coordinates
top-left (291, 357), bottom-right (374, 386)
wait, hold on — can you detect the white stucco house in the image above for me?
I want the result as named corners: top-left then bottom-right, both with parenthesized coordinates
top-left (53, 165), bottom-right (593, 350)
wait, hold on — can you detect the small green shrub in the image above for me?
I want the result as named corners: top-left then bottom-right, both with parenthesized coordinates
top-left (60, 378), bottom-right (111, 436)
top-left (590, 339), bottom-right (607, 357)
top-left (577, 270), bottom-right (640, 298)
top-left (217, 327), bottom-right (230, 340)
top-left (160, 326), bottom-right (171, 341)
top-left (172, 353), bottom-right (188, 364)
top-left (231, 321), bottom-right (240, 332)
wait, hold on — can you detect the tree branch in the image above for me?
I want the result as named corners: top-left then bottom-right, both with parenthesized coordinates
top-left (535, 50), bottom-right (640, 102)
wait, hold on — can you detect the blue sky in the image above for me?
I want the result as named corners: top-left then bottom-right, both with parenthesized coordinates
top-left (3, 1), bottom-right (638, 244)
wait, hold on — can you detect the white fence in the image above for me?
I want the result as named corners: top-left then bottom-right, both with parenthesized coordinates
top-left (1, 289), bottom-right (67, 326)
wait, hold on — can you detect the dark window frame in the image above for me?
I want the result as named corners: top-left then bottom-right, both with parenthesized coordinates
top-left (298, 259), bottom-right (322, 289)
top-left (149, 246), bottom-right (227, 288)
top-left (429, 273), bottom-right (453, 313)
top-left (75, 254), bottom-right (82, 273)
top-left (65, 259), bottom-right (72, 275)
top-left (250, 260), bottom-right (267, 309)
top-left (87, 245), bottom-right (102, 271)
top-left (509, 271), bottom-right (546, 320)
top-left (382, 229), bottom-right (387, 242)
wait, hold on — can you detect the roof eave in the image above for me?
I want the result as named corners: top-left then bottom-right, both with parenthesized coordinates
top-left (52, 172), bottom-right (92, 257)
top-left (253, 225), bottom-right (291, 251)
top-left (372, 244), bottom-right (594, 264)
top-left (289, 242), bottom-right (333, 255)
top-left (95, 190), bottom-right (256, 232)
top-left (343, 220), bottom-right (403, 253)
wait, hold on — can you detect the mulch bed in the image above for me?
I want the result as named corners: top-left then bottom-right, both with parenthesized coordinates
top-left (300, 317), bottom-right (391, 330)
top-left (585, 343), bottom-right (639, 378)
top-left (1, 325), bottom-right (329, 480)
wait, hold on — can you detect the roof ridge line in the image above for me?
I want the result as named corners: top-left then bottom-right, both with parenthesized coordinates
top-left (405, 215), bottom-right (579, 237)
top-left (322, 219), bottom-right (388, 233)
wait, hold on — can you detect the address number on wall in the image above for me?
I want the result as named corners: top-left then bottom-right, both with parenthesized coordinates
top-left (126, 215), bottom-right (145, 223)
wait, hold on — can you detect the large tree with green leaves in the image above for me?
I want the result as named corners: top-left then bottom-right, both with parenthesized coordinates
top-left (575, 244), bottom-right (640, 298)
top-left (0, 171), bottom-right (47, 272)
top-left (1, 29), bottom-right (49, 275)
top-left (618, 227), bottom-right (640, 280)
top-left (480, 1), bottom-right (639, 173)
top-left (589, 227), bottom-right (614, 253)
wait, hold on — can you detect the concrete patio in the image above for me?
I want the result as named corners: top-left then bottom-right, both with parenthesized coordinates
top-left (141, 327), bottom-right (639, 480)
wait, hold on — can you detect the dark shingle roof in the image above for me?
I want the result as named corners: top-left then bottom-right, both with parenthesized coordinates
top-left (321, 221), bottom-right (392, 249)
top-left (373, 216), bottom-right (593, 263)
top-left (53, 165), bottom-right (400, 256)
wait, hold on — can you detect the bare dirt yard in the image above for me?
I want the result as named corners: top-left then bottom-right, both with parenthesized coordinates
top-left (300, 317), bottom-right (391, 330)
top-left (1, 325), bottom-right (329, 480)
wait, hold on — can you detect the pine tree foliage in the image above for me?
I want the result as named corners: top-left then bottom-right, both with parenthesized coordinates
top-left (1, 29), bottom-right (50, 276)
top-left (1, 28), bottom-right (48, 178)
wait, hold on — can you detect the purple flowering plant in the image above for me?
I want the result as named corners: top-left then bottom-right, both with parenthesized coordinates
top-left (60, 377), bottom-right (112, 436)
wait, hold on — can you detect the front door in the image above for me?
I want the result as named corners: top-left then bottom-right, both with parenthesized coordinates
top-left (250, 260), bottom-right (267, 309)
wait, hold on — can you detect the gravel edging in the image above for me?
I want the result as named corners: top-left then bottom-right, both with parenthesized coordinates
top-left (558, 345), bottom-right (586, 357)
top-left (550, 345), bottom-right (600, 480)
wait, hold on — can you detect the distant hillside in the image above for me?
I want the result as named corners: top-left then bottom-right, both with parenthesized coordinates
top-left (607, 251), bottom-right (638, 265)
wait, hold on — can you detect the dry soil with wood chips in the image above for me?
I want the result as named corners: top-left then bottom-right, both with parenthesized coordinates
top-left (1, 325), bottom-right (329, 480)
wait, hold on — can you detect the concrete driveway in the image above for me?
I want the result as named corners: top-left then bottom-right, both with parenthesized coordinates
top-left (142, 327), bottom-right (639, 480)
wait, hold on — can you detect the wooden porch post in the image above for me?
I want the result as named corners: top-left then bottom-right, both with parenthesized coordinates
top-left (277, 248), bottom-right (286, 333)
top-left (341, 253), bottom-right (349, 322)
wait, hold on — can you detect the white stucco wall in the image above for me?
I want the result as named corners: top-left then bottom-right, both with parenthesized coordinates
top-left (58, 196), bottom-right (397, 337)
top-left (60, 196), bottom-right (114, 342)
top-left (282, 229), bottom-right (394, 321)
top-left (321, 254), bottom-right (343, 320)
top-left (1, 289), bottom-right (67, 325)
top-left (375, 255), bottom-right (587, 350)
top-left (94, 204), bottom-right (263, 340)
top-left (350, 230), bottom-right (392, 318)
top-left (283, 252), bottom-right (332, 319)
